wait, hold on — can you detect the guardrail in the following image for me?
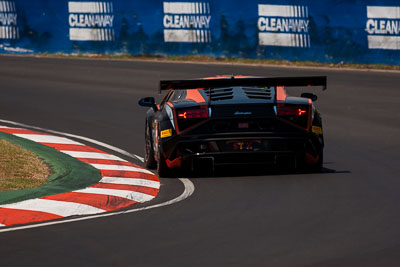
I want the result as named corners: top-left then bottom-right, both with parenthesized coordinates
top-left (0, 0), bottom-right (399, 65)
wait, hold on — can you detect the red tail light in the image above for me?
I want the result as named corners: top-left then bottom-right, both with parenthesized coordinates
top-left (277, 106), bottom-right (307, 116)
top-left (176, 107), bottom-right (209, 132)
top-left (277, 104), bottom-right (309, 129)
top-left (177, 109), bottom-right (208, 119)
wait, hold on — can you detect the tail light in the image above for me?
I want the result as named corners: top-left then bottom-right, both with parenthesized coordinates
top-left (277, 106), bottom-right (308, 116)
top-left (277, 104), bottom-right (309, 129)
top-left (177, 109), bottom-right (208, 119)
top-left (176, 107), bottom-right (209, 131)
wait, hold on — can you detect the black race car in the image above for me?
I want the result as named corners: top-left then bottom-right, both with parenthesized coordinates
top-left (139, 75), bottom-right (326, 177)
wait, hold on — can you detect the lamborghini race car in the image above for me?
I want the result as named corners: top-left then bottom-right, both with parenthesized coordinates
top-left (139, 75), bottom-right (326, 177)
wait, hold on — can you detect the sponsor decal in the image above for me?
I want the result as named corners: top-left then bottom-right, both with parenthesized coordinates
top-left (365, 6), bottom-right (400, 50)
top-left (0, 1), bottom-right (18, 40)
top-left (161, 129), bottom-right (173, 138)
top-left (312, 126), bottom-right (322, 135)
top-left (163, 1), bottom-right (211, 43)
top-left (68, 1), bottom-right (115, 41)
top-left (257, 4), bottom-right (310, 47)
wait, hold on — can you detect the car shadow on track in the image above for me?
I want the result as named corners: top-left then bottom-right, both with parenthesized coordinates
top-left (167, 162), bottom-right (350, 179)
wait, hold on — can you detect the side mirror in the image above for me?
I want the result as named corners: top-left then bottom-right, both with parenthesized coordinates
top-left (138, 97), bottom-right (158, 110)
top-left (301, 93), bottom-right (318, 102)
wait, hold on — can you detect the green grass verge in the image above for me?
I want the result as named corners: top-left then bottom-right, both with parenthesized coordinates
top-left (0, 132), bottom-right (102, 205)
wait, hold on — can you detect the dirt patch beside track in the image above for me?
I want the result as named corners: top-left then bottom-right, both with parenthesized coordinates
top-left (0, 139), bottom-right (50, 190)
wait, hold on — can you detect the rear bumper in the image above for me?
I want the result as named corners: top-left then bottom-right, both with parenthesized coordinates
top-left (162, 132), bottom-right (323, 169)
top-left (183, 151), bottom-right (301, 172)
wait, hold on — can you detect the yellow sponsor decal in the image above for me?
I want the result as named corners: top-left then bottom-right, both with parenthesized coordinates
top-left (160, 129), bottom-right (172, 138)
top-left (312, 126), bottom-right (323, 135)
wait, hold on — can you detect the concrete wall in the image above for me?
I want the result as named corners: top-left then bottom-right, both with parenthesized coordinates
top-left (1, 0), bottom-right (399, 65)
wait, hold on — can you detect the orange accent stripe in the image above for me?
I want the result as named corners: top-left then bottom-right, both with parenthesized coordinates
top-left (100, 170), bottom-right (159, 181)
top-left (185, 89), bottom-right (206, 103)
top-left (203, 75), bottom-right (230, 80)
top-left (276, 86), bottom-right (287, 101)
top-left (90, 183), bottom-right (159, 197)
top-left (166, 156), bottom-right (182, 168)
top-left (232, 75), bottom-right (252, 78)
top-left (202, 75), bottom-right (252, 80)
top-left (0, 208), bottom-right (62, 226)
top-left (41, 192), bottom-right (137, 212)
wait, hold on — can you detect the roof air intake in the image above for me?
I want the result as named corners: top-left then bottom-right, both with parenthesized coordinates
top-left (204, 87), bottom-right (233, 101)
top-left (242, 87), bottom-right (273, 100)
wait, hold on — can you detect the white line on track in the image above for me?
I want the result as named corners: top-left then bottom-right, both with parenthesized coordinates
top-left (100, 177), bottom-right (160, 189)
top-left (0, 119), bottom-right (195, 233)
top-left (60, 151), bottom-right (128, 162)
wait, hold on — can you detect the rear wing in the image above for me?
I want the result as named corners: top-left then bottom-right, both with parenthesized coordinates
top-left (159, 76), bottom-right (327, 93)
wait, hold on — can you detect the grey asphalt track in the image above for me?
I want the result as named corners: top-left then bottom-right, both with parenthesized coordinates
top-left (1, 55), bottom-right (400, 266)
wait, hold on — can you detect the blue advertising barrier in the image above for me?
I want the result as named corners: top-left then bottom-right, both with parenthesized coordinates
top-left (0, 0), bottom-right (399, 65)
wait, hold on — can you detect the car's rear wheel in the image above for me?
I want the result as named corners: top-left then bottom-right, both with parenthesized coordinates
top-left (302, 151), bottom-right (323, 173)
top-left (309, 153), bottom-right (323, 172)
top-left (144, 122), bottom-right (156, 169)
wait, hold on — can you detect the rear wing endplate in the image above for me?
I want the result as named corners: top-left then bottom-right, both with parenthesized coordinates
top-left (159, 76), bottom-right (327, 93)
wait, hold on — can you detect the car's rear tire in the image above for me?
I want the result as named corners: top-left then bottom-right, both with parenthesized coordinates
top-left (310, 153), bottom-right (323, 172)
top-left (303, 152), bottom-right (323, 173)
top-left (144, 122), bottom-right (156, 169)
